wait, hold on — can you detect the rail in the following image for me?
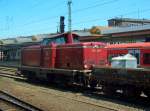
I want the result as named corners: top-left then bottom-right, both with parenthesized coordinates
top-left (0, 73), bottom-right (24, 80)
top-left (0, 90), bottom-right (42, 111)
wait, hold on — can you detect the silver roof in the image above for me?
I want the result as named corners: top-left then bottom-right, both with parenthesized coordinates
top-left (0, 38), bottom-right (16, 45)
top-left (101, 24), bottom-right (150, 34)
top-left (108, 18), bottom-right (150, 23)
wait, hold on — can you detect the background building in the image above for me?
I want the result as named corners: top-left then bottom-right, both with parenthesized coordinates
top-left (0, 17), bottom-right (150, 66)
top-left (108, 18), bottom-right (150, 27)
top-left (101, 24), bottom-right (150, 44)
top-left (80, 18), bottom-right (150, 44)
top-left (0, 34), bottom-right (53, 62)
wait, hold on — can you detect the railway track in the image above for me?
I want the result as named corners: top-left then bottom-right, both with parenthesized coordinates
top-left (0, 66), bottom-right (24, 79)
top-left (0, 72), bottom-right (24, 80)
top-left (45, 90), bottom-right (118, 111)
top-left (0, 90), bottom-right (42, 111)
top-left (0, 66), bottom-right (17, 72)
top-left (0, 66), bottom-right (148, 110)
top-left (0, 72), bottom-right (120, 111)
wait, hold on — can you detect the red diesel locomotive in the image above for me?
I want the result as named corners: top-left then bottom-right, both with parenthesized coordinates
top-left (19, 32), bottom-right (150, 98)
top-left (20, 33), bottom-right (107, 86)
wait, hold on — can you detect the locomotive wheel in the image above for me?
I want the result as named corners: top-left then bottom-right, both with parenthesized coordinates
top-left (83, 79), bottom-right (89, 87)
top-left (143, 89), bottom-right (150, 98)
top-left (89, 80), bottom-right (98, 89)
top-left (123, 87), bottom-right (141, 98)
top-left (47, 74), bottom-right (55, 83)
top-left (26, 72), bottom-right (36, 81)
top-left (134, 89), bottom-right (141, 97)
top-left (103, 85), bottom-right (116, 95)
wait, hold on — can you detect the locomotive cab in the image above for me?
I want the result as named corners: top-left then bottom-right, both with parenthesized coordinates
top-left (41, 33), bottom-right (79, 46)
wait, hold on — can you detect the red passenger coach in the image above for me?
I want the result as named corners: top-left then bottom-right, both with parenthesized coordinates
top-left (92, 42), bottom-right (150, 97)
top-left (106, 42), bottom-right (150, 68)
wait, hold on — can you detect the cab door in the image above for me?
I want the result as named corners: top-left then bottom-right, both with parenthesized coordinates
top-left (41, 45), bottom-right (56, 68)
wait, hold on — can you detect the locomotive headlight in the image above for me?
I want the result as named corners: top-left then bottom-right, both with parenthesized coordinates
top-left (84, 64), bottom-right (88, 69)
top-left (93, 45), bottom-right (98, 48)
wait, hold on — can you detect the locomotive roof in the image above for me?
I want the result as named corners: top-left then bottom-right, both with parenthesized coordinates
top-left (42, 33), bottom-right (79, 39)
top-left (57, 42), bottom-right (106, 47)
top-left (106, 42), bottom-right (150, 48)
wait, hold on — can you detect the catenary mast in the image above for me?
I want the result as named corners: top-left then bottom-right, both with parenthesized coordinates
top-left (68, 0), bottom-right (72, 33)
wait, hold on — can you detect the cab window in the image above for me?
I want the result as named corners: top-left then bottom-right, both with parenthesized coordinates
top-left (41, 36), bottom-right (67, 45)
top-left (55, 36), bottom-right (67, 44)
top-left (42, 38), bottom-right (53, 45)
top-left (73, 36), bottom-right (79, 43)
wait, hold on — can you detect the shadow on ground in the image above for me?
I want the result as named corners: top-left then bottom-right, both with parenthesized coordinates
top-left (14, 77), bottom-right (150, 111)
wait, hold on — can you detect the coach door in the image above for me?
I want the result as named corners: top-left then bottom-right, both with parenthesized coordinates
top-left (128, 49), bottom-right (140, 65)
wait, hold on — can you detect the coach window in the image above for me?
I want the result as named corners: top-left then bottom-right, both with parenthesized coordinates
top-left (143, 53), bottom-right (150, 64)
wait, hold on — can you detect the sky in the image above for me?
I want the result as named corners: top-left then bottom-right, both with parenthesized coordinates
top-left (0, 0), bottom-right (150, 38)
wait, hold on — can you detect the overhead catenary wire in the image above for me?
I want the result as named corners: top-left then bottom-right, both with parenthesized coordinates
top-left (71, 8), bottom-right (150, 28)
top-left (1, 0), bottom-right (150, 37)
top-left (12, 0), bottom-right (120, 29)
top-left (3, 8), bottom-right (150, 31)
top-left (17, 0), bottom-right (150, 30)
top-left (14, 1), bottom-right (66, 28)
top-left (72, 0), bottom-right (120, 13)
top-left (30, 0), bottom-right (48, 9)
